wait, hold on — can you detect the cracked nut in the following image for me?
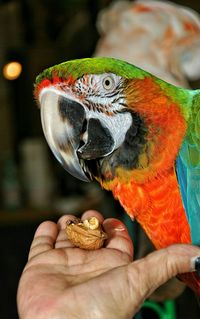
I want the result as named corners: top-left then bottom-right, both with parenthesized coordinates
top-left (65, 216), bottom-right (108, 250)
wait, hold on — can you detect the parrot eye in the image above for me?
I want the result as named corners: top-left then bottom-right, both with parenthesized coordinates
top-left (102, 76), bottom-right (115, 90)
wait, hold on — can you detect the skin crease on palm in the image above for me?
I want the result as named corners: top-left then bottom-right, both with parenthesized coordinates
top-left (17, 210), bottom-right (200, 319)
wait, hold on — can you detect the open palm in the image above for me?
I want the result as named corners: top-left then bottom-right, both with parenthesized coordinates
top-left (17, 210), bottom-right (200, 319)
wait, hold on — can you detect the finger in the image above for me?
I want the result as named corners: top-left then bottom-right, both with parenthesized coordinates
top-left (56, 215), bottom-right (77, 248)
top-left (28, 221), bottom-right (58, 260)
top-left (55, 229), bottom-right (75, 249)
top-left (103, 218), bottom-right (134, 259)
top-left (127, 244), bottom-right (200, 301)
top-left (57, 214), bottom-right (79, 230)
top-left (81, 210), bottom-right (104, 224)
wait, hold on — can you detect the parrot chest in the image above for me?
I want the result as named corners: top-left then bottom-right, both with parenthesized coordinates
top-left (110, 168), bottom-right (191, 249)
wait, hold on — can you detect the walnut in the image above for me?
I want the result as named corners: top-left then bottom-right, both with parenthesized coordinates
top-left (65, 217), bottom-right (108, 250)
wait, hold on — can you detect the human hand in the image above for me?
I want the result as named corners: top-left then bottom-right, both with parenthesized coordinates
top-left (17, 210), bottom-right (200, 319)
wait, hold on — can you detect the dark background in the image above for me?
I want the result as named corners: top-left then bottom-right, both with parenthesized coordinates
top-left (0, 0), bottom-right (200, 318)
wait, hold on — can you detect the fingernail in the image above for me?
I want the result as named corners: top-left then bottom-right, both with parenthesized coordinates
top-left (103, 219), bottom-right (126, 233)
top-left (114, 225), bottom-right (126, 231)
top-left (191, 256), bottom-right (200, 276)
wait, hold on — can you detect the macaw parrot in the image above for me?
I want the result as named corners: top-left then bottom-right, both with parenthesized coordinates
top-left (34, 57), bottom-right (200, 295)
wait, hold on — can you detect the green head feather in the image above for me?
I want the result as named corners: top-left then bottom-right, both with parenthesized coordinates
top-left (35, 56), bottom-right (195, 121)
top-left (35, 57), bottom-right (150, 85)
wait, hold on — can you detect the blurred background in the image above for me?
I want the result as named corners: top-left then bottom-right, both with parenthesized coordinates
top-left (0, 0), bottom-right (200, 318)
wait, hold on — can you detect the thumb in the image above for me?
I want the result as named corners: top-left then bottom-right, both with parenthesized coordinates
top-left (28, 221), bottom-right (58, 261)
top-left (127, 244), bottom-right (200, 301)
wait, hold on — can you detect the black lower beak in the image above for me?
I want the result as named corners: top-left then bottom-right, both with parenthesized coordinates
top-left (77, 118), bottom-right (114, 160)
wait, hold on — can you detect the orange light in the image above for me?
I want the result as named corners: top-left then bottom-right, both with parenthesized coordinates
top-left (3, 61), bottom-right (22, 80)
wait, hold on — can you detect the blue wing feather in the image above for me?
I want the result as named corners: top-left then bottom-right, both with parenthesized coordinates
top-left (176, 88), bottom-right (200, 245)
top-left (176, 156), bottom-right (187, 213)
top-left (176, 155), bottom-right (200, 245)
top-left (187, 169), bottom-right (200, 245)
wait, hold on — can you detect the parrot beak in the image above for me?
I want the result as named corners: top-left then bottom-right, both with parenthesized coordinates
top-left (39, 89), bottom-right (90, 182)
top-left (39, 88), bottom-right (115, 182)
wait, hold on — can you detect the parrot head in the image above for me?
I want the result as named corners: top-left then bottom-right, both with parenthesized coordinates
top-left (34, 57), bottom-right (187, 186)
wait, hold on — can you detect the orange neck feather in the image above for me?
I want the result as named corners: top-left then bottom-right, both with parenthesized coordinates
top-left (107, 168), bottom-right (191, 249)
top-left (124, 77), bottom-right (187, 182)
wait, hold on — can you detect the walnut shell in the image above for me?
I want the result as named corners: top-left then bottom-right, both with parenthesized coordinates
top-left (65, 217), bottom-right (108, 250)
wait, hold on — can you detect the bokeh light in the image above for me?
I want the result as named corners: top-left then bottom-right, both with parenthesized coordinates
top-left (3, 61), bottom-right (22, 80)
